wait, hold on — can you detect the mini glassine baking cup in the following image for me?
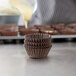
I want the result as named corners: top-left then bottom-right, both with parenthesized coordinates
top-left (24, 33), bottom-right (52, 59)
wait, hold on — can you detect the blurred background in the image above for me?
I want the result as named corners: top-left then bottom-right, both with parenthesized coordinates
top-left (0, 0), bottom-right (76, 44)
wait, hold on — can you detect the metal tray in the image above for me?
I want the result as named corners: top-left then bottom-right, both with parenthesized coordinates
top-left (0, 34), bottom-right (76, 40)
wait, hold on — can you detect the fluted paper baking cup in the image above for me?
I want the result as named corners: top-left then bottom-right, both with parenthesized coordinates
top-left (24, 33), bottom-right (52, 59)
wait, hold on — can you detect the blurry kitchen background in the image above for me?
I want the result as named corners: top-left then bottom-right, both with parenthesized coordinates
top-left (0, 0), bottom-right (37, 44)
top-left (0, 0), bottom-right (76, 44)
top-left (0, 0), bottom-right (37, 25)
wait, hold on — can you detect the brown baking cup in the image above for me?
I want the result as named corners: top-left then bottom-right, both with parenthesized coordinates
top-left (24, 33), bottom-right (52, 59)
top-left (24, 42), bottom-right (51, 47)
top-left (25, 47), bottom-right (51, 59)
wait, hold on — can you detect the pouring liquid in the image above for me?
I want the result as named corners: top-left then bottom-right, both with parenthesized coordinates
top-left (10, 0), bottom-right (33, 28)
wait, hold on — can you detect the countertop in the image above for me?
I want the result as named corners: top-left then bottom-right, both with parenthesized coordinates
top-left (0, 42), bottom-right (76, 76)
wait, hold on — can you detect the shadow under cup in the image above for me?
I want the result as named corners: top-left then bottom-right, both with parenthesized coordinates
top-left (24, 33), bottom-right (52, 59)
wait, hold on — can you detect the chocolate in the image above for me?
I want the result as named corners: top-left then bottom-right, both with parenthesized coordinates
top-left (34, 25), bottom-right (51, 29)
top-left (60, 28), bottom-right (76, 35)
top-left (19, 25), bottom-right (59, 35)
top-left (0, 30), bottom-right (18, 36)
top-left (0, 24), bottom-right (17, 30)
top-left (34, 25), bottom-right (46, 29)
top-left (28, 26), bottom-right (37, 29)
top-left (34, 25), bottom-right (59, 35)
top-left (19, 25), bottom-right (39, 35)
top-left (0, 24), bottom-right (18, 36)
top-left (19, 24), bottom-right (76, 35)
top-left (19, 25), bottom-right (36, 32)
top-left (51, 24), bottom-right (65, 30)
top-left (19, 26), bottom-right (26, 35)
top-left (20, 28), bottom-right (39, 35)
top-left (24, 33), bottom-right (52, 59)
top-left (66, 23), bottom-right (76, 29)
top-left (40, 29), bottom-right (59, 35)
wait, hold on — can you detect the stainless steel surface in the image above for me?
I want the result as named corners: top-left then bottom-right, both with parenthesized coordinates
top-left (0, 15), bottom-right (20, 25)
top-left (0, 35), bottom-right (76, 40)
top-left (0, 43), bottom-right (76, 76)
